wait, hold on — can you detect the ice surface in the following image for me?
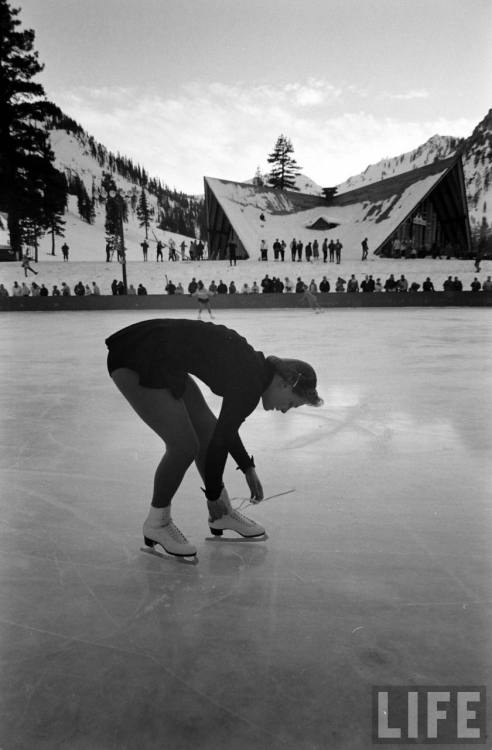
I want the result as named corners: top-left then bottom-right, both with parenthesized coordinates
top-left (0, 308), bottom-right (491, 749)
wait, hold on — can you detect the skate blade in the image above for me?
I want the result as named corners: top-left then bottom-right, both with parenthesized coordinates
top-left (140, 546), bottom-right (198, 564)
top-left (205, 536), bottom-right (267, 544)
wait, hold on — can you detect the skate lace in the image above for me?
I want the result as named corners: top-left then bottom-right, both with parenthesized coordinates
top-left (232, 489), bottom-right (295, 512)
top-left (167, 521), bottom-right (189, 543)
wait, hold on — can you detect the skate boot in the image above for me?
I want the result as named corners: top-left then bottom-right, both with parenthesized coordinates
top-left (208, 494), bottom-right (265, 538)
top-left (143, 507), bottom-right (196, 557)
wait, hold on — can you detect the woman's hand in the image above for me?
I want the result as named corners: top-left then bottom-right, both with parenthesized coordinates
top-left (245, 467), bottom-right (263, 503)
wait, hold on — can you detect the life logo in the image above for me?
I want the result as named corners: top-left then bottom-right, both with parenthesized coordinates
top-left (372, 686), bottom-right (487, 744)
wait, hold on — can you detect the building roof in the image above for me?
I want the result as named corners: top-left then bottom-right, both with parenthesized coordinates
top-left (204, 155), bottom-right (471, 260)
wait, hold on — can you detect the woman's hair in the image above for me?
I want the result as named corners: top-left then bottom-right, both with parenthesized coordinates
top-left (267, 356), bottom-right (323, 406)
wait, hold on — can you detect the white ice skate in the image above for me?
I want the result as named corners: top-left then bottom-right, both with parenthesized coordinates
top-left (143, 520), bottom-right (197, 557)
top-left (208, 495), bottom-right (265, 538)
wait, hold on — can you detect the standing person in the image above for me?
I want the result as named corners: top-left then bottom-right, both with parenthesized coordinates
top-left (180, 241), bottom-right (187, 261)
top-left (61, 242), bottom-right (70, 261)
top-left (156, 240), bottom-right (164, 262)
top-left (312, 239), bottom-right (319, 261)
top-left (361, 237), bottom-right (368, 261)
top-left (21, 254), bottom-right (38, 277)
top-left (335, 239), bottom-right (342, 264)
top-left (328, 239), bottom-right (335, 263)
top-left (228, 239), bottom-right (237, 266)
top-left (474, 253), bottom-right (482, 273)
top-left (296, 240), bottom-right (303, 262)
top-left (322, 238), bottom-right (328, 263)
top-left (141, 239), bottom-right (149, 261)
top-left (290, 238), bottom-right (297, 261)
top-left (106, 241), bottom-right (112, 262)
top-left (195, 282), bottom-right (214, 319)
top-left (168, 239), bottom-right (177, 261)
top-left (105, 319), bottom-right (322, 557)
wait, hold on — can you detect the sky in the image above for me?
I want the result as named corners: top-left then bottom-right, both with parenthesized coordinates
top-left (14, 0), bottom-right (492, 195)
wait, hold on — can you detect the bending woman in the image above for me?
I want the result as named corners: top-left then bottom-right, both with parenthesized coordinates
top-left (106, 318), bottom-right (322, 558)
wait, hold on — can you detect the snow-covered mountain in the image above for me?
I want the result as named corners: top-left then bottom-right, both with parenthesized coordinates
top-left (336, 109), bottom-right (492, 243)
top-left (35, 111), bottom-right (205, 262)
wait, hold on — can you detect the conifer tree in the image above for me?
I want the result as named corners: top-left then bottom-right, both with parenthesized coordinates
top-left (0, 0), bottom-right (65, 256)
top-left (266, 135), bottom-right (302, 190)
top-left (136, 187), bottom-right (150, 239)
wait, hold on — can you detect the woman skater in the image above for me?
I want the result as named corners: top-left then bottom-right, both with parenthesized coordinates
top-left (106, 318), bottom-right (322, 558)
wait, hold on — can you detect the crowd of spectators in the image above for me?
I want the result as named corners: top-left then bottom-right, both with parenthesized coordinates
top-left (2, 272), bottom-right (492, 298)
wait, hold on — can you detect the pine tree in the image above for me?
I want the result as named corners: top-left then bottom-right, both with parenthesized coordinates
top-left (0, 0), bottom-right (65, 256)
top-left (136, 187), bottom-right (150, 239)
top-left (266, 135), bottom-right (302, 190)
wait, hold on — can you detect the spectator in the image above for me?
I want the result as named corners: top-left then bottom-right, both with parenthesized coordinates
top-left (305, 242), bottom-right (312, 263)
top-left (284, 277), bottom-right (293, 292)
top-left (279, 240), bottom-right (286, 261)
top-left (31, 282), bottom-right (41, 296)
top-left (251, 281), bottom-right (260, 294)
top-left (176, 282), bottom-right (184, 295)
top-left (228, 239), bottom-right (237, 266)
top-left (273, 238), bottom-right (281, 261)
top-left (180, 241), bottom-right (187, 261)
top-left (335, 239), bottom-right (342, 264)
top-left (290, 238), bottom-right (297, 261)
top-left (319, 276), bottom-right (330, 293)
top-left (347, 274), bottom-right (359, 292)
top-left (52, 285), bottom-right (61, 296)
top-left (74, 281), bottom-right (85, 296)
top-left (208, 280), bottom-right (218, 295)
top-left (39, 284), bottom-right (49, 296)
top-left (137, 283), bottom-right (148, 295)
top-left (156, 240), bottom-right (164, 262)
top-left (335, 277), bottom-right (346, 292)
top-left (296, 240), bottom-right (303, 262)
top-left (361, 237), bottom-right (369, 261)
top-left (443, 276), bottom-right (454, 291)
top-left (295, 277), bottom-right (305, 293)
top-left (92, 282), bottom-right (101, 295)
top-left (453, 276), bottom-right (463, 291)
top-left (12, 281), bottom-right (22, 296)
top-left (21, 282), bottom-right (30, 296)
top-left (217, 280), bottom-right (228, 295)
top-left (241, 283), bottom-right (250, 294)
top-left (328, 239), bottom-right (335, 262)
top-left (322, 238), bottom-right (328, 263)
top-left (84, 284), bottom-right (92, 295)
top-left (141, 240), bottom-right (149, 261)
top-left (128, 284), bottom-right (137, 295)
top-left (0, 283), bottom-right (9, 297)
top-left (229, 281), bottom-right (237, 294)
top-left (111, 279), bottom-right (119, 295)
top-left (470, 278), bottom-right (481, 292)
top-left (312, 239), bottom-right (319, 261)
top-left (166, 279), bottom-right (176, 295)
top-left (409, 282), bottom-right (420, 292)
top-left (482, 276), bottom-right (492, 291)
top-left (398, 275), bottom-right (408, 292)
top-left (260, 239), bottom-right (268, 261)
top-left (117, 281), bottom-right (126, 295)
top-left (61, 242), bottom-right (70, 261)
top-left (384, 274), bottom-right (397, 292)
top-left (188, 277), bottom-right (198, 295)
top-left (375, 278), bottom-right (383, 292)
top-left (422, 277), bottom-right (435, 292)
top-left (61, 283), bottom-right (71, 296)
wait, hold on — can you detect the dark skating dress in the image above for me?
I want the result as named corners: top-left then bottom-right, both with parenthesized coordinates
top-left (106, 319), bottom-right (274, 500)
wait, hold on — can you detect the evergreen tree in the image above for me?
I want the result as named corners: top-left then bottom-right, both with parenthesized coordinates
top-left (253, 167), bottom-right (264, 187)
top-left (266, 135), bottom-right (302, 190)
top-left (0, 0), bottom-right (65, 256)
top-left (136, 187), bottom-right (150, 238)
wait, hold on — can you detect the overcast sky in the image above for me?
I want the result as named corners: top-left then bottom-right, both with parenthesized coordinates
top-left (15, 0), bottom-right (492, 194)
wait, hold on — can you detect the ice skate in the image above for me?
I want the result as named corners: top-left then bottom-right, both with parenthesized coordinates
top-left (208, 495), bottom-right (265, 538)
top-left (143, 509), bottom-right (196, 557)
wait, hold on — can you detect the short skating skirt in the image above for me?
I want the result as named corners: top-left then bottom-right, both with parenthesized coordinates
top-left (106, 327), bottom-right (187, 397)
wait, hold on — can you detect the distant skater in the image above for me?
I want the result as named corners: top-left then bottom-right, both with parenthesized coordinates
top-left (195, 283), bottom-right (214, 319)
top-left (21, 254), bottom-right (38, 277)
top-left (61, 242), bottom-right (70, 261)
top-left (361, 237), bottom-right (368, 261)
top-left (301, 284), bottom-right (322, 313)
top-left (105, 318), bottom-right (322, 557)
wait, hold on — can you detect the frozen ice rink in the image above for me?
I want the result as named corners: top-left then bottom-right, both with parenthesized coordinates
top-left (1, 308), bottom-right (491, 749)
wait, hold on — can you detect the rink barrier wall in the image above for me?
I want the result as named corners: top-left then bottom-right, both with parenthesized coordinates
top-left (1, 291), bottom-right (492, 311)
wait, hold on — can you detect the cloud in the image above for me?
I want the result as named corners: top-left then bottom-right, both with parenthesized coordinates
top-left (382, 89), bottom-right (430, 101)
top-left (53, 82), bottom-right (475, 194)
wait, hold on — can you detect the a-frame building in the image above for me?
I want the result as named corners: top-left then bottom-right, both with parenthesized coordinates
top-left (204, 155), bottom-right (471, 261)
